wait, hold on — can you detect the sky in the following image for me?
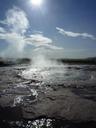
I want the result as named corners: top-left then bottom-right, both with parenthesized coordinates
top-left (0, 0), bottom-right (96, 58)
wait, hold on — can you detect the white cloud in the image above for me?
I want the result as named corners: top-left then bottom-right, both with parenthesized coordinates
top-left (25, 34), bottom-right (63, 50)
top-left (0, 7), bottom-right (63, 58)
top-left (45, 44), bottom-right (63, 50)
top-left (33, 30), bottom-right (43, 34)
top-left (56, 27), bottom-right (96, 40)
top-left (26, 34), bottom-right (52, 46)
top-left (0, 27), bottom-right (6, 33)
top-left (0, 31), bottom-right (62, 51)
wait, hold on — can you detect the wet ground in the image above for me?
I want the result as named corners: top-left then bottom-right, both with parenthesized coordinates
top-left (0, 63), bottom-right (96, 127)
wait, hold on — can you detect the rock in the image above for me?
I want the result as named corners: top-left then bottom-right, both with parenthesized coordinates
top-left (0, 106), bottom-right (22, 120)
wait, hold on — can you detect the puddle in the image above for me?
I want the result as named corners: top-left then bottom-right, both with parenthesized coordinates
top-left (13, 89), bottom-right (38, 106)
top-left (30, 89), bottom-right (38, 97)
top-left (13, 96), bottom-right (23, 106)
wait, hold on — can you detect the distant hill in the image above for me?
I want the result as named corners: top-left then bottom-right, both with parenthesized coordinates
top-left (57, 57), bottom-right (96, 64)
top-left (16, 58), bottom-right (31, 64)
top-left (0, 57), bottom-right (31, 67)
top-left (0, 57), bottom-right (96, 67)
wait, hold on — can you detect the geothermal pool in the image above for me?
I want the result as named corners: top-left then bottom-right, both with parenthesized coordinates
top-left (0, 63), bottom-right (96, 128)
top-left (0, 63), bottom-right (96, 107)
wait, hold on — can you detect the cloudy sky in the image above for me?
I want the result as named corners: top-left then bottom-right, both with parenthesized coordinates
top-left (0, 0), bottom-right (96, 58)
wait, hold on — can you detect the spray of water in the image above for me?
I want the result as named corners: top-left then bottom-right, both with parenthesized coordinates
top-left (21, 54), bottom-right (66, 83)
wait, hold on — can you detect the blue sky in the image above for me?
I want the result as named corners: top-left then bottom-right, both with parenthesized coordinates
top-left (0, 0), bottom-right (96, 58)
